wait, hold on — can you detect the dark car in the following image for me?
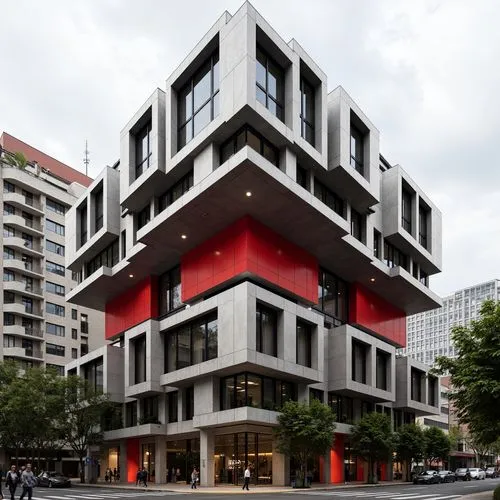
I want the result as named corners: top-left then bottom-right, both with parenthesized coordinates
top-left (455, 468), bottom-right (471, 481)
top-left (413, 470), bottom-right (440, 484)
top-left (486, 467), bottom-right (498, 479)
top-left (37, 472), bottom-right (71, 488)
top-left (438, 470), bottom-right (456, 483)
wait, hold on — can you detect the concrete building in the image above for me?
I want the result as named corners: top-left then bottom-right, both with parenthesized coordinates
top-left (403, 279), bottom-right (500, 366)
top-left (0, 132), bottom-right (104, 373)
top-left (65, 3), bottom-right (443, 486)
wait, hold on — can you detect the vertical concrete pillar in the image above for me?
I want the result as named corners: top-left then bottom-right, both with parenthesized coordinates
top-left (272, 438), bottom-right (288, 486)
top-left (322, 451), bottom-right (331, 484)
top-left (199, 429), bottom-right (215, 487)
top-left (119, 440), bottom-right (128, 483)
top-left (155, 437), bottom-right (166, 484)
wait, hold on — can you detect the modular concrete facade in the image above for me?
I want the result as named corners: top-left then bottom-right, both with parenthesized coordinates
top-left (65, 2), bottom-right (443, 487)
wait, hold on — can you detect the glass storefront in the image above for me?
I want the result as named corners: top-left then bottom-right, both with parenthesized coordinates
top-left (141, 443), bottom-right (155, 481)
top-left (107, 447), bottom-right (119, 470)
top-left (214, 432), bottom-right (272, 485)
top-left (166, 439), bottom-right (200, 484)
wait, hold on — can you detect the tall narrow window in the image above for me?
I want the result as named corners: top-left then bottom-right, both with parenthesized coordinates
top-left (256, 46), bottom-right (284, 121)
top-left (178, 51), bottom-right (220, 149)
top-left (352, 340), bottom-right (368, 384)
top-left (419, 204), bottom-right (429, 249)
top-left (79, 203), bottom-right (87, 246)
top-left (402, 187), bottom-right (412, 233)
top-left (314, 179), bottom-right (345, 218)
top-left (256, 304), bottom-right (278, 357)
top-left (137, 204), bottom-right (150, 230)
top-left (159, 266), bottom-right (183, 315)
top-left (135, 121), bottom-right (152, 179)
top-left (350, 208), bottom-right (363, 242)
top-left (134, 335), bottom-right (146, 384)
top-left (296, 320), bottom-right (312, 368)
top-left (300, 77), bottom-right (315, 146)
top-left (376, 349), bottom-right (389, 391)
top-left (350, 125), bottom-right (364, 175)
top-left (167, 392), bottom-right (178, 423)
top-left (373, 229), bottom-right (381, 260)
top-left (296, 165), bottom-right (309, 190)
top-left (94, 187), bottom-right (104, 232)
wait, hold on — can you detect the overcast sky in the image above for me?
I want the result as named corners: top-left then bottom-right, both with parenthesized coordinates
top-left (1, 0), bottom-right (499, 298)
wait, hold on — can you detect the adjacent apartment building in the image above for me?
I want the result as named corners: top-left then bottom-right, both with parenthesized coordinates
top-left (65, 3), bottom-right (443, 486)
top-left (0, 132), bottom-right (104, 373)
top-left (403, 279), bottom-right (500, 366)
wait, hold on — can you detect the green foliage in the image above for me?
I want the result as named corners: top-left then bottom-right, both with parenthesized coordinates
top-left (434, 300), bottom-right (500, 444)
top-left (350, 412), bottom-right (394, 484)
top-left (274, 399), bottom-right (336, 485)
top-left (3, 151), bottom-right (28, 169)
top-left (448, 425), bottom-right (464, 451)
top-left (394, 424), bottom-right (425, 480)
top-left (423, 426), bottom-right (450, 465)
top-left (494, 484), bottom-right (500, 500)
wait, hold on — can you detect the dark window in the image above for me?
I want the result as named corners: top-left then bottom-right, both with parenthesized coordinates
top-left (296, 165), bottom-right (309, 190)
top-left (46, 364), bottom-right (65, 376)
top-left (94, 187), bottom-right (104, 231)
top-left (361, 401), bottom-right (374, 416)
top-left (300, 77), bottom-right (315, 146)
top-left (4, 313), bottom-right (15, 326)
top-left (428, 377), bottom-right (438, 407)
top-left (296, 320), bottom-right (312, 368)
top-left (376, 349), bottom-right (390, 391)
top-left (46, 198), bottom-right (66, 215)
top-left (314, 179), bottom-right (345, 218)
top-left (4, 335), bottom-right (15, 347)
top-left (3, 225), bottom-right (15, 238)
top-left (46, 343), bottom-right (65, 357)
top-left (384, 240), bottom-right (409, 271)
top-left (373, 229), bottom-right (381, 259)
top-left (47, 219), bottom-right (65, 236)
top-left (46, 323), bottom-right (65, 337)
top-left (22, 233), bottom-right (33, 248)
top-left (126, 401), bottom-right (138, 427)
top-left (316, 269), bottom-right (348, 326)
top-left (46, 281), bottom-right (65, 296)
top-left (134, 335), bottom-right (146, 384)
top-left (220, 125), bottom-right (279, 167)
top-left (328, 393), bottom-right (353, 424)
top-left (309, 388), bottom-right (324, 403)
top-left (3, 181), bottom-right (15, 193)
top-left (159, 171), bottom-right (194, 212)
top-left (402, 188), bottom-right (412, 233)
top-left (185, 387), bottom-right (194, 420)
top-left (135, 121), bottom-right (152, 179)
top-left (83, 358), bottom-right (104, 393)
top-left (256, 304), bottom-right (278, 357)
top-left (419, 205), bottom-right (429, 249)
top-left (3, 247), bottom-right (15, 260)
top-left (46, 240), bottom-right (65, 256)
top-left (79, 203), bottom-right (87, 245)
top-left (411, 368), bottom-right (423, 402)
top-left (140, 396), bottom-right (159, 423)
top-left (22, 190), bottom-right (34, 206)
top-left (137, 204), bottom-right (150, 229)
top-left (4, 203), bottom-right (15, 216)
top-left (256, 46), bottom-right (284, 121)
top-left (84, 238), bottom-right (119, 277)
top-left (46, 302), bottom-right (65, 317)
top-left (351, 208), bottom-right (363, 242)
top-left (159, 266), bottom-right (183, 315)
top-left (121, 230), bottom-right (126, 259)
top-left (420, 269), bottom-right (428, 287)
top-left (167, 392), bottom-right (178, 423)
top-left (3, 270), bottom-right (15, 282)
top-left (72, 328), bottom-right (78, 339)
top-left (350, 125), bottom-right (364, 175)
top-left (71, 308), bottom-right (77, 320)
top-left (164, 312), bottom-right (217, 372)
top-left (178, 51), bottom-right (220, 149)
top-left (81, 314), bottom-right (89, 334)
top-left (221, 372), bottom-right (296, 411)
top-left (352, 340), bottom-right (368, 384)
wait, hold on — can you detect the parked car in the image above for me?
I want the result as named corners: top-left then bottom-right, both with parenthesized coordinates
top-left (37, 472), bottom-right (71, 488)
top-left (469, 468), bottom-right (486, 480)
top-left (486, 467), bottom-right (498, 478)
top-left (438, 470), bottom-right (456, 483)
top-left (413, 470), bottom-right (441, 484)
top-left (455, 468), bottom-right (472, 481)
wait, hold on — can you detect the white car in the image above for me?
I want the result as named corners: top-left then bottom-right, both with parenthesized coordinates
top-left (468, 468), bottom-right (486, 480)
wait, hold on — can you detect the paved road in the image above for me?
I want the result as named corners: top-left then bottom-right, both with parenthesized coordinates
top-left (17, 488), bottom-right (184, 499)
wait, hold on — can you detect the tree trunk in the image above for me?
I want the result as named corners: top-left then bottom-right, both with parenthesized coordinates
top-left (79, 457), bottom-right (85, 483)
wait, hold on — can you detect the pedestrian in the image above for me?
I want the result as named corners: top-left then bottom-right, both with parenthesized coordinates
top-left (171, 467), bottom-right (176, 483)
top-left (141, 468), bottom-right (148, 487)
top-left (242, 465), bottom-right (250, 491)
top-left (19, 464), bottom-right (36, 500)
top-left (113, 468), bottom-right (117, 482)
top-left (135, 468), bottom-right (142, 486)
top-left (115, 467), bottom-right (120, 482)
top-left (104, 468), bottom-right (110, 483)
top-left (5, 465), bottom-right (19, 500)
top-left (190, 468), bottom-right (198, 489)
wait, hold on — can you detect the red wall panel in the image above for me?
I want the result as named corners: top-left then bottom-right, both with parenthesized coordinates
top-left (126, 438), bottom-right (140, 483)
top-left (105, 276), bottom-right (158, 340)
top-left (330, 433), bottom-right (344, 483)
top-left (181, 216), bottom-right (318, 304)
top-left (349, 283), bottom-right (406, 348)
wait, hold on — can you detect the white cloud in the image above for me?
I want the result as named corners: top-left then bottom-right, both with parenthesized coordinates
top-left (1, 0), bottom-right (498, 297)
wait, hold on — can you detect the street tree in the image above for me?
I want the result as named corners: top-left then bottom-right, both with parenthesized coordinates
top-left (394, 424), bottom-right (425, 481)
top-left (423, 427), bottom-right (450, 467)
top-left (350, 412), bottom-right (394, 484)
top-left (434, 300), bottom-right (500, 444)
top-left (274, 398), bottom-right (336, 487)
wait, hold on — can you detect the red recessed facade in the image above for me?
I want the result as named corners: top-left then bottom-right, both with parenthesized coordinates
top-left (105, 276), bottom-right (158, 340)
top-left (126, 438), bottom-right (140, 483)
top-left (181, 216), bottom-right (318, 304)
top-left (348, 283), bottom-right (406, 348)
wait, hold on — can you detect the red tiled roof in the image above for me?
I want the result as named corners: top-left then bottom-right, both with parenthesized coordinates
top-left (0, 132), bottom-right (93, 187)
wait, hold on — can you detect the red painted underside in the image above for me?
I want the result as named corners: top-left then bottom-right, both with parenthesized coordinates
top-left (181, 216), bottom-right (318, 304)
top-left (105, 276), bottom-right (158, 340)
top-left (349, 283), bottom-right (406, 348)
top-left (330, 433), bottom-right (344, 483)
top-left (126, 438), bottom-right (140, 483)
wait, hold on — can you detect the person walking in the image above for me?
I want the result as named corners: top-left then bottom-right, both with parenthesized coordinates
top-left (135, 468), bottom-right (142, 486)
top-left (190, 468), bottom-right (198, 489)
top-left (19, 464), bottom-right (35, 500)
top-left (242, 465), bottom-right (251, 491)
top-left (5, 465), bottom-right (19, 500)
top-left (141, 468), bottom-right (148, 487)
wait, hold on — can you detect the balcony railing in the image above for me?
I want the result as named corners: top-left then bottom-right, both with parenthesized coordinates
top-left (24, 328), bottom-right (44, 338)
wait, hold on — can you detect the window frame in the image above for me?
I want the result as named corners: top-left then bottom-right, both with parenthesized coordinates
top-left (313, 179), bottom-right (345, 218)
top-left (46, 302), bottom-right (65, 317)
top-left (46, 219), bottom-right (65, 236)
top-left (46, 240), bottom-right (65, 256)
top-left (296, 319), bottom-right (312, 368)
top-left (256, 45), bottom-right (284, 121)
top-left (46, 260), bottom-right (65, 277)
top-left (350, 124), bottom-right (364, 175)
top-left (135, 121), bottom-right (152, 179)
top-left (300, 76), bottom-right (315, 146)
top-left (94, 187), bottom-right (104, 232)
top-left (46, 343), bottom-right (65, 357)
top-left (256, 303), bottom-right (278, 357)
top-left (402, 187), bottom-right (412, 234)
top-left (46, 198), bottom-right (66, 215)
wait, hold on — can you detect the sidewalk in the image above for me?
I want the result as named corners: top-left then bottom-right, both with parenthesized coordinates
top-left (75, 479), bottom-right (406, 495)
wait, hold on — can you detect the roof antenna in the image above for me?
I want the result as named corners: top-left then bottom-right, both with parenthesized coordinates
top-left (83, 140), bottom-right (90, 176)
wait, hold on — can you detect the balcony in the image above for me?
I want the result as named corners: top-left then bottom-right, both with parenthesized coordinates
top-left (3, 215), bottom-right (44, 236)
top-left (3, 346), bottom-right (44, 360)
top-left (103, 422), bottom-right (167, 441)
top-left (3, 258), bottom-right (44, 278)
top-left (3, 280), bottom-right (44, 298)
top-left (3, 302), bottom-right (44, 319)
top-left (2, 191), bottom-right (44, 216)
top-left (3, 325), bottom-right (44, 339)
top-left (3, 237), bottom-right (44, 257)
